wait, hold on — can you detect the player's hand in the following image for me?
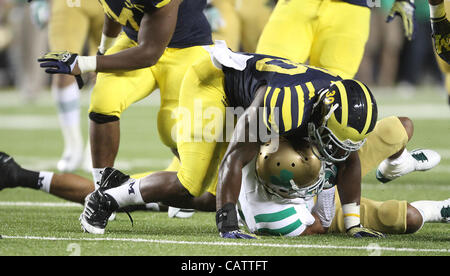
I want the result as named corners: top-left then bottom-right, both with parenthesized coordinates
top-left (216, 203), bottom-right (257, 239)
top-left (38, 51), bottom-right (81, 75)
top-left (220, 230), bottom-right (257, 239)
top-left (386, 0), bottom-right (415, 41)
top-left (38, 51), bottom-right (84, 89)
top-left (431, 17), bottom-right (450, 64)
top-left (347, 225), bottom-right (385, 238)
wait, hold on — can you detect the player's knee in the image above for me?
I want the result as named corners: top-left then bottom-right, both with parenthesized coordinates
top-left (89, 112), bottom-right (119, 124)
top-left (375, 116), bottom-right (409, 146)
top-left (397, 117), bottom-right (414, 142)
top-left (376, 200), bottom-right (404, 233)
top-left (405, 203), bottom-right (423, 234)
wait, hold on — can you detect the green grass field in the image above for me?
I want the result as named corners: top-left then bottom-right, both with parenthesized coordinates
top-left (0, 85), bottom-right (449, 257)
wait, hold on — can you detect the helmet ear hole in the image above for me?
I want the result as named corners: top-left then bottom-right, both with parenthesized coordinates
top-left (276, 162), bottom-right (280, 167)
top-left (291, 163), bottom-right (295, 167)
top-left (264, 155), bottom-right (268, 159)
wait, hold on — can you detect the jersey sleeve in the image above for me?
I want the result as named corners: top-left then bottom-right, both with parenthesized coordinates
top-left (263, 85), bottom-right (308, 135)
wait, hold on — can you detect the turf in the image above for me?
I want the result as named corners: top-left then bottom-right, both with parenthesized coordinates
top-left (0, 86), bottom-right (449, 257)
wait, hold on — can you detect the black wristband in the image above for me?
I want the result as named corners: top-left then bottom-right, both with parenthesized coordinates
top-left (216, 203), bottom-right (239, 233)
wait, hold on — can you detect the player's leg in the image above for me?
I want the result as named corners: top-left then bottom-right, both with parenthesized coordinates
top-left (0, 152), bottom-right (93, 204)
top-left (330, 197), bottom-right (425, 234)
top-left (410, 199), bottom-right (450, 225)
top-left (309, 1), bottom-right (370, 79)
top-left (331, 197), bottom-right (449, 234)
top-left (432, 1), bottom-right (450, 106)
top-left (48, 1), bottom-right (90, 172)
top-left (356, 116), bottom-right (440, 182)
top-left (210, 0), bottom-right (241, 52)
top-left (370, 117), bottom-right (441, 183)
top-left (255, 0), bottom-right (316, 62)
top-left (88, 33), bottom-right (157, 188)
top-left (238, 0), bottom-right (274, 53)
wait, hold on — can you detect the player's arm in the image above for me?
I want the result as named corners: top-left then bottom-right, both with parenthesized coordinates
top-left (38, 0), bottom-right (181, 76)
top-left (95, 0), bottom-right (180, 72)
top-left (336, 152), bottom-right (385, 238)
top-left (301, 214), bottom-right (328, 235)
top-left (97, 14), bottom-right (122, 55)
top-left (216, 86), bottom-right (267, 239)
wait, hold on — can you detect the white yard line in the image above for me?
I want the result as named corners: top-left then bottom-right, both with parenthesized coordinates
top-left (0, 202), bottom-right (82, 207)
top-left (12, 156), bottom-right (172, 171)
top-left (1, 235), bottom-right (448, 254)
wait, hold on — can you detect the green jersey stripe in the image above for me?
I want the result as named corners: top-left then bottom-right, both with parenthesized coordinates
top-left (257, 219), bottom-right (303, 236)
top-left (254, 207), bottom-right (296, 223)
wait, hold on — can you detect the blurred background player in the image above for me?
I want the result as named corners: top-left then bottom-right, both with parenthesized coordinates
top-left (357, 0), bottom-right (405, 88)
top-left (6, 0), bottom-right (47, 102)
top-left (205, 0), bottom-right (275, 52)
top-left (256, 0), bottom-right (415, 80)
top-left (429, 0), bottom-right (450, 65)
top-left (44, 0), bottom-right (104, 172)
top-left (430, 0), bottom-right (450, 105)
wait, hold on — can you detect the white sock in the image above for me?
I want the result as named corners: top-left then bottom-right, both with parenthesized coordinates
top-left (38, 171), bottom-right (54, 193)
top-left (430, 1), bottom-right (446, 19)
top-left (52, 82), bottom-right (83, 157)
top-left (410, 200), bottom-right (447, 223)
top-left (92, 168), bottom-right (105, 190)
top-left (104, 178), bottom-right (145, 208)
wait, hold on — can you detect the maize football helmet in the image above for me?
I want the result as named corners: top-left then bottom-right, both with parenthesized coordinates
top-left (308, 79), bottom-right (378, 162)
top-left (256, 138), bottom-right (325, 199)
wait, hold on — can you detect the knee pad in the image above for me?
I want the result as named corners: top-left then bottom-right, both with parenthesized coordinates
top-left (376, 200), bottom-right (407, 234)
top-left (89, 112), bottom-right (119, 124)
top-left (375, 117), bottom-right (408, 146)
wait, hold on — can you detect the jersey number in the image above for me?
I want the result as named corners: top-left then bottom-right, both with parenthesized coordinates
top-left (255, 58), bottom-right (337, 77)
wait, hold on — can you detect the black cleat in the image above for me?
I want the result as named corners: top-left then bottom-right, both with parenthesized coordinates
top-left (80, 168), bottom-right (133, 234)
top-left (80, 189), bottom-right (119, 234)
top-left (0, 152), bottom-right (21, 191)
top-left (99, 167), bottom-right (131, 190)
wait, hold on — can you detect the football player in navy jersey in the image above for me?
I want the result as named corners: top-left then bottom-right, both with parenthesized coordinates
top-left (36, 0), bottom-right (213, 193)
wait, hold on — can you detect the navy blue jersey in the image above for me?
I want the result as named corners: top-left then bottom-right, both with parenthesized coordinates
top-left (343, 0), bottom-right (372, 8)
top-left (99, 0), bottom-right (212, 48)
top-left (223, 54), bottom-right (342, 135)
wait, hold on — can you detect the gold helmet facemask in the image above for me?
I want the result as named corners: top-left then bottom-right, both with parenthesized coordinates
top-left (256, 138), bottom-right (325, 199)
